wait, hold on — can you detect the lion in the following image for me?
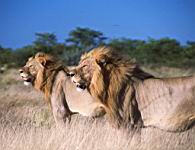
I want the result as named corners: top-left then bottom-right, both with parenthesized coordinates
top-left (71, 46), bottom-right (195, 132)
top-left (19, 52), bottom-right (105, 127)
top-left (71, 46), bottom-right (153, 128)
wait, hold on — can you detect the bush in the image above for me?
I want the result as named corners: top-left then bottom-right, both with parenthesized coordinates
top-left (1, 28), bottom-right (195, 68)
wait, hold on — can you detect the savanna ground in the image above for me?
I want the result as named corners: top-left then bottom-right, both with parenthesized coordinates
top-left (0, 67), bottom-right (195, 150)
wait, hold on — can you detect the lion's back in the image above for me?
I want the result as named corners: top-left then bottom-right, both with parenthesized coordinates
top-left (135, 77), bottom-right (195, 131)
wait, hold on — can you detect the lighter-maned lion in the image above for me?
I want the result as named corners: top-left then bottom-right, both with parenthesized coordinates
top-left (19, 52), bottom-right (105, 127)
top-left (71, 46), bottom-right (195, 132)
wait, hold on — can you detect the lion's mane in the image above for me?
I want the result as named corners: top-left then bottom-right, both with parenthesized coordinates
top-left (32, 53), bottom-right (69, 103)
top-left (79, 46), bottom-right (153, 127)
top-left (78, 46), bottom-right (195, 131)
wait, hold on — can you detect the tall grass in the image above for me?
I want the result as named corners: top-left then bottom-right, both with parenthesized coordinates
top-left (0, 69), bottom-right (195, 150)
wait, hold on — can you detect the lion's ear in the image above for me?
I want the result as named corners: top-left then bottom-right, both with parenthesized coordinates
top-left (28, 57), bottom-right (33, 61)
top-left (35, 52), bottom-right (46, 58)
top-left (80, 52), bottom-right (88, 60)
top-left (96, 56), bottom-right (108, 67)
top-left (37, 57), bottom-right (47, 66)
top-left (35, 52), bottom-right (47, 66)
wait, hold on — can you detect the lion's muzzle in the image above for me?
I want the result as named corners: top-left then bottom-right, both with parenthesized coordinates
top-left (19, 68), bottom-right (33, 86)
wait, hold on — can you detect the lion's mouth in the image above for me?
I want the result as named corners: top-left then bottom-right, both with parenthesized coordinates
top-left (23, 77), bottom-right (32, 86)
top-left (20, 74), bottom-right (33, 86)
top-left (22, 77), bottom-right (32, 82)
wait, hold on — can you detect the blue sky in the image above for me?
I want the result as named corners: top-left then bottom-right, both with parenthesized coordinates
top-left (0, 0), bottom-right (195, 49)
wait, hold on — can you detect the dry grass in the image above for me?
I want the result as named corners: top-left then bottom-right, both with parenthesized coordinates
top-left (0, 68), bottom-right (195, 150)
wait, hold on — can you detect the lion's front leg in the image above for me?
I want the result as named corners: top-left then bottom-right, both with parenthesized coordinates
top-left (51, 84), bottom-right (72, 128)
top-left (123, 84), bottom-right (142, 128)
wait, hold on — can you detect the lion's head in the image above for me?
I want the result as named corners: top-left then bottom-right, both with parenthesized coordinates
top-left (71, 46), bottom-right (153, 127)
top-left (68, 70), bottom-right (88, 92)
top-left (19, 52), bottom-right (44, 86)
top-left (72, 46), bottom-right (153, 90)
top-left (19, 52), bottom-right (67, 102)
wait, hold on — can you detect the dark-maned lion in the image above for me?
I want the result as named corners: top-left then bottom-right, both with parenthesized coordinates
top-left (71, 46), bottom-right (195, 132)
top-left (19, 52), bottom-right (105, 127)
top-left (71, 46), bottom-right (153, 128)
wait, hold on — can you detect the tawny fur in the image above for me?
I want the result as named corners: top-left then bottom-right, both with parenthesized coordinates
top-left (33, 53), bottom-right (68, 103)
top-left (76, 46), bottom-right (153, 127)
top-left (75, 46), bottom-right (195, 132)
top-left (20, 52), bottom-right (106, 127)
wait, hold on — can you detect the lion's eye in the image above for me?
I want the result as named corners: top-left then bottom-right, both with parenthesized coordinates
top-left (68, 72), bottom-right (75, 77)
top-left (82, 65), bottom-right (87, 68)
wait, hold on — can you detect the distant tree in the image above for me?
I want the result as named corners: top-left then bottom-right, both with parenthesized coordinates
top-left (182, 41), bottom-right (195, 67)
top-left (185, 41), bottom-right (195, 55)
top-left (108, 38), bottom-right (145, 56)
top-left (14, 45), bottom-right (36, 66)
top-left (65, 27), bottom-right (107, 50)
top-left (153, 38), bottom-right (182, 65)
top-left (0, 45), bottom-right (15, 65)
top-left (2, 27), bottom-right (195, 68)
top-left (34, 33), bottom-right (57, 47)
top-left (133, 38), bottom-right (183, 66)
top-left (109, 37), bottom-right (187, 67)
top-left (33, 33), bottom-right (59, 54)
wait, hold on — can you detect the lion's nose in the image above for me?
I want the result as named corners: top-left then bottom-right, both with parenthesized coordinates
top-left (76, 83), bottom-right (86, 89)
top-left (19, 69), bottom-right (23, 73)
